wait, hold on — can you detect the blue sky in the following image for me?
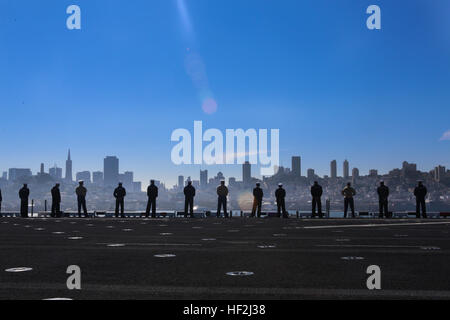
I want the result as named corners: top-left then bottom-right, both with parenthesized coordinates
top-left (1, 0), bottom-right (449, 187)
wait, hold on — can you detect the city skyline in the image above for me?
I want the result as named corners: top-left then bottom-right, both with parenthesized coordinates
top-left (1, 149), bottom-right (448, 190)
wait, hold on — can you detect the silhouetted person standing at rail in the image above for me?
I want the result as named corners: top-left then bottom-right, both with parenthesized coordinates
top-left (377, 181), bottom-right (389, 218)
top-left (414, 181), bottom-right (428, 218)
top-left (114, 183), bottom-right (126, 218)
top-left (342, 182), bottom-right (356, 218)
top-left (311, 181), bottom-right (323, 218)
top-left (216, 180), bottom-right (229, 218)
top-left (51, 183), bottom-right (61, 218)
top-left (0, 188), bottom-right (2, 217)
top-left (19, 184), bottom-right (29, 218)
top-left (183, 181), bottom-right (196, 218)
top-left (76, 181), bottom-right (88, 218)
top-left (275, 183), bottom-right (288, 218)
top-left (251, 183), bottom-right (263, 218)
top-left (146, 180), bottom-right (158, 218)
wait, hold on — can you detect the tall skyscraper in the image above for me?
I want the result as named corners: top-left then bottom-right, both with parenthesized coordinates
top-left (104, 156), bottom-right (119, 186)
top-left (40, 163), bottom-right (45, 174)
top-left (292, 156), bottom-right (301, 176)
top-left (122, 171), bottom-right (134, 189)
top-left (243, 161), bottom-right (251, 185)
top-left (65, 149), bottom-right (73, 182)
top-left (343, 160), bottom-right (349, 179)
top-left (200, 170), bottom-right (208, 187)
top-left (330, 160), bottom-right (337, 179)
top-left (178, 175), bottom-right (184, 189)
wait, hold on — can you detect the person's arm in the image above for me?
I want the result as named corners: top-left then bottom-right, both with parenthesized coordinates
top-left (124, 189), bottom-right (126, 197)
top-left (319, 187), bottom-right (323, 197)
top-left (156, 188), bottom-right (159, 198)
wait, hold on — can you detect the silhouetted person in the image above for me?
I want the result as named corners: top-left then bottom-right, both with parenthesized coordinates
top-left (275, 183), bottom-right (288, 218)
top-left (75, 181), bottom-right (88, 218)
top-left (342, 182), bottom-right (356, 218)
top-left (183, 181), bottom-right (196, 218)
top-left (51, 184), bottom-right (61, 218)
top-left (377, 181), bottom-right (389, 218)
top-left (414, 181), bottom-right (428, 218)
top-left (216, 180), bottom-right (229, 218)
top-left (146, 180), bottom-right (158, 218)
top-left (251, 183), bottom-right (263, 218)
top-left (311, 181), bottom-right (323, 218)
top-left (19, 184), bottom-right (30, 218)
top-left (114, 183), bottom-right (127, 218)
top-left (0, 188), bottom-right (2, 218)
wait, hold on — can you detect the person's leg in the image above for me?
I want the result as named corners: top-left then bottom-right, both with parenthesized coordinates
top-left (56, 202), bottom-right (61, 218)
top-left (83, 199), bottom-right (88, 216)
top-left (384, 201), bottom-right (389, 218)
top-left (251, 198), bottom-right (257, 217)
top-left (224, 199), bottom-right (228, 218)
top-left (379, 201), bottom-right (383, 218)
top-left (152, 199), bottom-right (156, 217)
top-left (189, 199), bottom-right (194, 216)
top-left (145, 199), bottom-right (150, 217)
top-left (318, 198), bottom-right (323, 218)
top-left (312, 198), bottom-right (317, 218)
top-left (115, 199), bottom-right (119, 217)
top-left (257, 199), bottom-right (262, 217)
top-left (77, 199), bottom-right (82, 217)
top-left (120, 199), bottom-right (125, 216)
top-left (416, 199), bottom-right (420, 218)
top-left (422, 200), bottom-right (427, 218)
top-left (350, 198), bottom-right (355, 218)
top-left (217, 198), bottom-right (221, 217)
top-left (344, 198), bottom-right (348, 218)
top-left (277, 201), bottom-right (281, 217)
top-left (184, 199), bottom-right (189, 218)
top-left (51, 202), bottom-right (56, 217)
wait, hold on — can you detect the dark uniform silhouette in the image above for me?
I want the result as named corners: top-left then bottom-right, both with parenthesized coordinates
top-left (75, 181), bottom-right (88, 217)
top-left (275, 184), bottom-right (288, 218)
top-left (19, 184), bottom-right (30, 218)
top-left (51, 184), bottom-right (61, 218)
top-left (342, 182), bottom-right (356, 218)
top-left (311, 181), bottom-right (323, 218)
top-left (377, 181), bottom-right (390, 218)
top-left (183, 181), bottom-right (196, 218)
top-left (216, 181), bottom-right (229, 218)
top-left (251, 183), bottom-right (263, 218)
top-left (0, 188), bottom-right (2, 217)
top-left (414, 181), bottom-right (428, 218)
top-left (114, 183), bottom-right (127, 218)
top-left (146, 180), bottom-right (158, 218)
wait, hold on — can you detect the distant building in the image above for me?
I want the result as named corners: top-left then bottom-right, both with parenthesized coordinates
top-left (402, 161), bottom-right (417, 177)
top-left (49, 165), bottom-right (63, 179)
top-left (92, 171), bottom-right (103, 185)
top-left (307, 169), bottom-right (315, 180)
top-left (330, 160), bottom-right (337, 179)
top-left (200, 170), bottom-right (208, 187)
top-left (434, 165), bottom-right (446, 182)
top-left (343, 160), bottom-right (349, 178)
top-left (76, 171), bottom-right (91, 183)
top-left (8, 168), bottom-right (32, 181)
top-left (292, 156), bottom-right (301, 176)
top-left (243, 161), bottom-right (251, 185)
top-left (122, 171), bottom-right (134, 189)
top-left (369, 169), bottom-right (378, 177)
top-left (178, 175), bottom-right (184, 189)
top-left (104, 156), bottom-right (119, 186)
top-left (1, 172), bottom-right (7, 180)
top-left (133, 181), bottom-right (142, 193)
top-left (40, 163), bottom-right (45, 175)
top-left (65, 149), bottom-right (73, 182)
top-left (229, 177), bottom-right (237, 186)
top-left (352, 168), bottom-right (359, 178)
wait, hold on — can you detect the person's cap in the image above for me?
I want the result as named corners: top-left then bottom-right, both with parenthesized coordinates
top-left (256, 183), bottom-right (260, 186)
top-left (380, 180), bottom-right (384, 183)
top-left (278, 183), bottom-right (283, 186)
top-left (79, 180), bottom-right (84, 183)
top-left (220, 179), bottom-right (225, 183)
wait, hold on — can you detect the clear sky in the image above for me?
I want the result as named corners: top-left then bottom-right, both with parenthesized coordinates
top-left (1, 0), bottom-right (449, 187)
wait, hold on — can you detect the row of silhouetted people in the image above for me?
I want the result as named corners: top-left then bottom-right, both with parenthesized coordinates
top-left (0, 180), bottom-right (429, 219)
